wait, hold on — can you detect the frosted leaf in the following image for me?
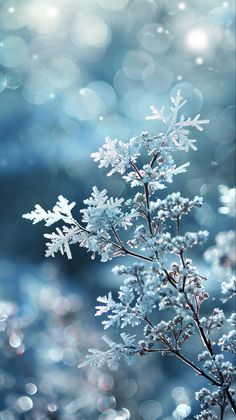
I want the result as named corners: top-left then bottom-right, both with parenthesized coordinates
top-left (44, 226), bottom-right (80, 259)
top-left (95, 292), bottom-right (115, 316)
top-left (120, 333), bottom-right (136, 347)
top-left (145, 105), bottom-right (166, 122)
top-left (91, 136), bottom-right (133, 176)
top-left (22, 204), bottom-right (50, 224)
top-left (22, 195), bottom-right (76, 227)
top-left (176, 114), bottom-right (209, 132)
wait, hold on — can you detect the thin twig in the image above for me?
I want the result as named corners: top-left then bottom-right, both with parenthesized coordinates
top-left (174, 351), bottom-right (221, 387)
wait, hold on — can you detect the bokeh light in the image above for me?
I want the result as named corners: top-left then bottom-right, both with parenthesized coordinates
top-left (97, 0), bottom-right (130, 11)
top-left (139, 24), bottom-right (174, 55)
top-left (186, 29), bottom-right (209, 52)
top-left (139, 400), bottom-right (162, 420)
top-left (0, 36), bottom-right (28, 68)
top-left (71, 13), bottom-right (111, 50)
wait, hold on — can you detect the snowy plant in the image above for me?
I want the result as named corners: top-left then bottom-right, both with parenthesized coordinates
top-left (23, 92), bottom-right (236, 419)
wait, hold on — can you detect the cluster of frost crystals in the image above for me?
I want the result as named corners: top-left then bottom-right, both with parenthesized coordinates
top-left (23, 93), bottom-right (236, 419)
top-left (196, 387), bottom-right (228, 416)
top-left (153, 192), bottom-right (203, 220)
top-left (195, 410), bottom-right (218, 420)
top-left (218, 330), bottom-right (236, 354)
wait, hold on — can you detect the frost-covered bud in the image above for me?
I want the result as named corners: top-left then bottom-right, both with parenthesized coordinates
top-left (195, 388), bottom-right (217, 409)
top-left (171, 231), bottom-right (208, 253)
top-left (220, 361), bottom-right (235, 384)
top-left (202, 360), bottom-right (214, 373)
top-left (140, 130), bottom-right (150, 138)
top-left (195, 410), bottom-right (218, 420)
top-left (154, 193), bottom-right (203, 221)
top-left (138, 340), bottom-right (148, 349)
top-left (198, 351), bottom-right (209, 362)
top-left (200, 308), bottom-right (225, 334)
top-left (218, 331), bottom-right (236, 354)
top-left (173, 315), bottom-right (184, 325)
top-left (214, 354), bottom-right (224, 365)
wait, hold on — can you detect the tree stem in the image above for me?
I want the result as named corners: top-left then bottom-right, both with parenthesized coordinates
top-left (144, 182), bottom-right (153, 236)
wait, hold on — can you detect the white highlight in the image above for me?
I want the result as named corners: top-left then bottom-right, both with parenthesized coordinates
top-left (178, 2), bottom-right (186, 10)
top-left (186, 29), bottom-right (209, 52)
top-left (47, 6), bottom-right (59, 18)
top-left (8, 6), bottom-right (15, 13)
top-left (196, 57), bottom-right (204, 65)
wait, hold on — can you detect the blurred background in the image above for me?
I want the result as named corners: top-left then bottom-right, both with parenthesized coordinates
top-left (0, 0), bottom-right (235, 419)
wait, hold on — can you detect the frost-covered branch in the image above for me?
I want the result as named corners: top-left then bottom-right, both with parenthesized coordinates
top-left (23, 92), bottom-right (235, 418)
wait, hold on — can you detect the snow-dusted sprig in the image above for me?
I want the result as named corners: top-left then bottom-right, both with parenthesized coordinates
top-left (153, 192), bottom-right (203, 221)
top-left (218, 313), bottom-right (236, 355)
top-left (195, 409), bottom-right (218, 420)
top-left (218, 331), bottom-right (236, 354)
top-left (22, 187), bottom-right (138, 261)
top-left (200, 308), bottom-right (225, 335)
top-left (92, 91), bottom-right (209, 185)
top-left (196, 388), bottom-right (228, 415)
top-left (143, 316), bottom-right (195, 352)
top-left (123, 158), bottom-right (190, 191)
top-left (23, 93), bottom-right (236, 418)
top-left (145, 90), bottom-right (209, 153)
top-left (195, 352), bottom-right (236, 419)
